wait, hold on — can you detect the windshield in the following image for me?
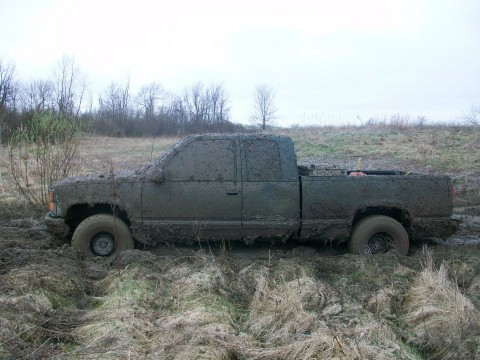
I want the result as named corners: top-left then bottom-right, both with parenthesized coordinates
top-left (139, 136), bottom-right (192, 174)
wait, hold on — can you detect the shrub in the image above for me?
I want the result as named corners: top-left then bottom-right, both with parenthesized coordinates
top-left (365, 114), bottom-right (427, 130)
top-left (6, 112), bottom-right (85, 207)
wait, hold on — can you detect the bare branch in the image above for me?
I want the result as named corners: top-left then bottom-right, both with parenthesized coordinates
top-left (251, 83), bottom-right (277, 130)
top-left (0, 58), bottom-right (18, 112)
top-left (52, 55), bottom-right (87, 116)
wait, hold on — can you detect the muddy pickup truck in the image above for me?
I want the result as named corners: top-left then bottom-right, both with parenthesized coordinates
top-left (45, 134), bottom-right (458, 257)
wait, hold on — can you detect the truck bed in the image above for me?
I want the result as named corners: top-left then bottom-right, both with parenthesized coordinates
top-left (299, 174), bottom-right (454, 243)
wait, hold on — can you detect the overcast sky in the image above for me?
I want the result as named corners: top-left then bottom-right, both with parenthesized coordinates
top-left (1, 0), bottom-right (479, 126)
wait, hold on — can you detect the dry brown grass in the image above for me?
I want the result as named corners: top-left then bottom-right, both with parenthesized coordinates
top-left (2, 239), bottom-right (480, 359)
top-left (403, 248), bottom-right (480, 359)
top-left (367, 286), bottom-right (400, 317)
top-left (78, 135), bottom-right (178, 173)
top-left (194, 258), bottom-right (419, 360)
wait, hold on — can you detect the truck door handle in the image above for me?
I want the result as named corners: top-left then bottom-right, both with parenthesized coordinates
top-left (227, 192), bottom-right (239, 195)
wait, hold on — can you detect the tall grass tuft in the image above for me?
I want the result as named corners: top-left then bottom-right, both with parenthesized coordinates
top-left (403, 247), bottom-right (480, 359)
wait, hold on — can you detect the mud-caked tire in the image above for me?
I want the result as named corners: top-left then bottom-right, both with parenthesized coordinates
top-left (72, 214), bottom-right (134, 257)
top-left (349, 215), bottom-right (409, 256)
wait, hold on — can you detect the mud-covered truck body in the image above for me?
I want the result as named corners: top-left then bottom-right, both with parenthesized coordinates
top-left (45, 134), bottom-right (458, 257)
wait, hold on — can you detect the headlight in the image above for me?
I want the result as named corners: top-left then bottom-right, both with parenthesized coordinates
top-left (48, 190), bottom-right (55, 212)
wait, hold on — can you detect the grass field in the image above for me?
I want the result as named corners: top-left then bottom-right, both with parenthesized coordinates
top-left (1, 125), bottom-right (479, 359)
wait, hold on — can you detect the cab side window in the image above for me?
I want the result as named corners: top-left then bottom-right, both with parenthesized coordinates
top-left (245, 140), bottom-right (281, 181)
top-left (165, 139), bottom-right (235, 181)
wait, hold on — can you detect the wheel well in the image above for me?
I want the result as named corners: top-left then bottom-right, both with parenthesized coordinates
top-left (353, 207), bottom-right (411, 232)
top-left (65, 203), bottom-right (131, 233)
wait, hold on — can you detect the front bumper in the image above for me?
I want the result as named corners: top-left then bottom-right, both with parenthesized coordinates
top-left (44, 213), bottom-right (70, 237)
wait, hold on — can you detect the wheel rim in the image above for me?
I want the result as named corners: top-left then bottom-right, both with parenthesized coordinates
top-left (366, 233), bottom-right (392, 254)
top-left (91, 232), bottom-right (115, 256)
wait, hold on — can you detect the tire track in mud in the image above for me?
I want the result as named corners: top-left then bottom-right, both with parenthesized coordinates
top-left (0, 220), bottom-right (114, 358)
top-left (431, 208), bottom-right (480, 246)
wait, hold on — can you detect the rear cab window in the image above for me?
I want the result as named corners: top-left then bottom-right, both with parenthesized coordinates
top-left (245, 140), bottom-right (281, 181)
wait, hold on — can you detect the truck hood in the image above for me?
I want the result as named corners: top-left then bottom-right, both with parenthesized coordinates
top-left (52, 169), bottom-right (142, 189)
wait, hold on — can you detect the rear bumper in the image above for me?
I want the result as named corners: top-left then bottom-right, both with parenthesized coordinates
top-left (44, 213), bottom-right (70, 237)
top-left (412, 216), bottom-right (460, 239)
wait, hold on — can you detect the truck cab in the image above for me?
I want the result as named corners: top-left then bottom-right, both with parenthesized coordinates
top-left (140, 134), bottom-right (300, 243)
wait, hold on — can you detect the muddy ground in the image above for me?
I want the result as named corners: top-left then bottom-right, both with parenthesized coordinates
top-left (0, 205), bottom-right (479, 359)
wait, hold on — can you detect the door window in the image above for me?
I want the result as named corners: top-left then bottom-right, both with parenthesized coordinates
top-left (165, 139), bottom-right (235, 181)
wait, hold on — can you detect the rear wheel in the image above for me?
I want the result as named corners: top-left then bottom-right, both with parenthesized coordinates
top-left (72, 214), bottom-right (134, 257)
top-left (349, 215), bottom-right (409, 255)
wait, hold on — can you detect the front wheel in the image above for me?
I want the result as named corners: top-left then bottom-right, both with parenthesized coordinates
top-left (72, 214), bottom-right (134, 257)
top-left (349, 215), bottom-right (409, 255)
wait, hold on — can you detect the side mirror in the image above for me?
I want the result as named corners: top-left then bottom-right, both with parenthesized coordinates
top-left (147, 167), bottom-right (164, 183)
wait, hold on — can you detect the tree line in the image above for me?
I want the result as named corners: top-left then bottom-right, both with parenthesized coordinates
top-left (0, 56), bottom-right (278, 143)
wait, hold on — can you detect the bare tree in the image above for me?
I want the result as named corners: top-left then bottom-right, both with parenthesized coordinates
top-left (463, 106), bottom-right (480, 126)
top-left (98, 79), bottom-right (132, 124)
top-left (160, 93), bottom-right (187, 133)
top-left (21, 79), bottom-right (54, 113)
top-left (183, 82), bottom-right (206, 130)
top-left (0, 58), bottom-right (18, 112)
top-left (251, 83), bottom-right (277, 130)
top-left (206, 84), bottom-right (230, 125)
top-left (52, 55), bottom-right (87, 116)
top-left (183, 82), bottom-right (231, 131)
top-left (136, 82), bottom-right (164, 120)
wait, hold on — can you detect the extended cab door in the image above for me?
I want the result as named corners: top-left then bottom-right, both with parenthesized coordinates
top-left (241, 138), bottom-right (300, 239)
top-left (141, 138), bottom-right (242, 242)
